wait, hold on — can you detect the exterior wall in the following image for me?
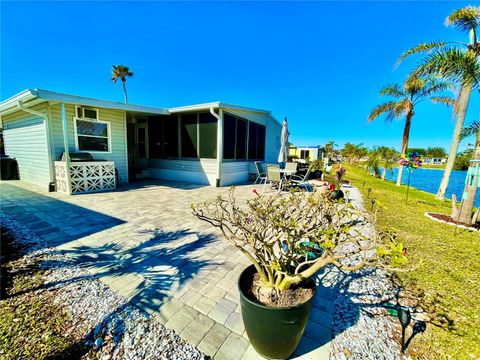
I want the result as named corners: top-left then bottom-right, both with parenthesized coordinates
top-left (48, 103), bottom-right (129, 184)
top-left (145, 159), bottom-right (217, 185)
top-left (221, 110), bottom-right (281, 186)
top-left (2, 104), bottom-right (52, 188)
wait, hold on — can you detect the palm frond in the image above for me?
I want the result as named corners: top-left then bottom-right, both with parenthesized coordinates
top-left (368, 102), bottom-right (398, 122)
top-left (404, 75), bottom-right (425, 94)
top-left (461, 120), bottom-right (480, 139)
top-left (111, 64), bottom-right (134, 81)
top-left (379, 84), bottom-right (406, 98)
top-left (413, 48), bottom-right (480, 88)
top-left (429, 96), bottom-right (456, 106)
top-left (396, 42), bottom-right (447, 65)
top-left (446, 6), bottom-right (480, 33)
top-left (393, 99), bottom-right (410, 117)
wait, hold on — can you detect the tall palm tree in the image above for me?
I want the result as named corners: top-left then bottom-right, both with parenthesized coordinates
top-left (368, 76), bottom-right (454, 186)
top-left (397, 6), bottom-right (480, 200)
top-left (111, 65), bottom-right (134, 103)
top-left (456, 120), bottom-right (480, 224)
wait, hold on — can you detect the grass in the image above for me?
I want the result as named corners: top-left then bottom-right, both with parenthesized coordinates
top-left (344, 165), bottom-right (480, 359)
top-left (0, 226), bottom-right (87, 359)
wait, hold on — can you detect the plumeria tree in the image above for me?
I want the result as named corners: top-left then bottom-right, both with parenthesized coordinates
top-left (192, 189), bottom-right (406, 302)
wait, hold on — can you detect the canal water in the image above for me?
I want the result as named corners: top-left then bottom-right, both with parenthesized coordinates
top-left (383, 167), bottom-right (480, 207)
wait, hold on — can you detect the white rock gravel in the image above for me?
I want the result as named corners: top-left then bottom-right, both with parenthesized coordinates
top-left (329, 186), bottom-right (411, 360)
top-left (0, 213), bottom-right (207, 360)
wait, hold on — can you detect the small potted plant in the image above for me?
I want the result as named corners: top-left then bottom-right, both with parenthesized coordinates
top-left (193, 189), bottom-right (406, 359)
top-left (329, 164), bottom-right (346, 200)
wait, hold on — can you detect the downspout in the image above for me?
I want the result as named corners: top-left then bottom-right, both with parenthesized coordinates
top-left (16, 101), bottom-right (55, 185)
top-left (210, 107), bottom-right (223, 187)
top-left (60, 103), bottom-right (72, 194)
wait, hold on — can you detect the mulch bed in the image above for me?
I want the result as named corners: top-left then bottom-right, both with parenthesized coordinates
top-left (425, 212), bottom-right (480, 231)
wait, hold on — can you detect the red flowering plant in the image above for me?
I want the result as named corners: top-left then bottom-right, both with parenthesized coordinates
top-left (333, 164), bottom-right (347, 190)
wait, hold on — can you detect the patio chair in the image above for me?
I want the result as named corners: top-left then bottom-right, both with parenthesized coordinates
top-left (263, 164), bottom-right (283, 192)
top-left (284, 162), bottom-right (298, 173)
top-left (289, 165), bottom-right (314, 191)
top-left (254, 161), bottom-right (267, 185)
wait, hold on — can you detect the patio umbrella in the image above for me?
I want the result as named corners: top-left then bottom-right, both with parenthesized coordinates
top-left (278, 117), bottom-right (289, 164)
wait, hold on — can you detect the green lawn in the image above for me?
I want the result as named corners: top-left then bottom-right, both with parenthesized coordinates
top-left (345, 165), bottom-right (480, 359)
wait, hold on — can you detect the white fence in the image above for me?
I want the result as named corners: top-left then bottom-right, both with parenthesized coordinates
top-left (54, 161), bottom-right (116, 194)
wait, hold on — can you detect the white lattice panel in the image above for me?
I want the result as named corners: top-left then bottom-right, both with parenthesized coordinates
top-left (54, 161), bottom-right (116, 194)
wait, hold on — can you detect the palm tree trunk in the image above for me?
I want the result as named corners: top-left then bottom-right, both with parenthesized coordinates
top-left (396, 111), bottom-right (413, 186)
top-left (122, 80), bottom-right (128, 103)
top-left (436, 83), bottom-right (472, 200)
top-left (454, 126), bottom-right (480, 225)
top-left (381, 166), bottom-right (387, 180)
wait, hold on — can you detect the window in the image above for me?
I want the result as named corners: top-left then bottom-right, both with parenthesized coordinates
top-left (223, 114), bottom-right (247, 160)
top-left (75, 118), bottom-right (110, 152)
top-left (149, 115), bottom-right (179, 159)
top-left (181, 114), bottom-right (198, 158)
top-left (248, 122), bottom-right (266, 160)
top-left (199, 113), bottom-right (217, 158)
top-left (300, 150), bottom-right (310, 159)
top-left (76, 106), bottom-right (98, 120)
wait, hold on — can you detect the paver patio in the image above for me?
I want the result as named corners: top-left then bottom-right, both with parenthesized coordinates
top-left (0, 179), bottom-right (337, 359)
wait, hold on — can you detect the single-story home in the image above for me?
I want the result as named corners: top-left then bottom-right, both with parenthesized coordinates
top-left (289, 145), bottom-right (323, 162)
top-left (0, 89), bottom-right (282, 193)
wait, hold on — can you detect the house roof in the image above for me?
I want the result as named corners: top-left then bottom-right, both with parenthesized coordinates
top-left (0, 89), bottom-right (278, 123)
top-left (168, 101), bottom-right (271, 115)
top-left (0, 89), bottom-right (170, 116)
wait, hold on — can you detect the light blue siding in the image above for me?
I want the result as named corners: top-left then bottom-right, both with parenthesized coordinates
top-left (48, 104), bottom-right (129, 183)
top-left (3, 105), bottom-right (51, 188)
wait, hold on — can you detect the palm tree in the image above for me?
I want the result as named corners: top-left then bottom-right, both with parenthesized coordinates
top-left (455, 120), bottom-right (480, 224)
top-left (366, 148), bottom-right (382, 177)
top-left (397, 6), bottom-right (480, 200)
top-left (324, 141), bottom-right (336, 158)
top-left (111, 65), bottom-right (134, 103)
top-left (368, 76), bottom-right (454, 186)
top-left (377, 146), bottom-right (398, 179)
top-left (341, 142), bottom-right (365, 164)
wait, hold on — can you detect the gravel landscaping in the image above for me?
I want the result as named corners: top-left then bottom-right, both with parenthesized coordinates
top-left (329, 186), bottom-right (411, 360)
top-left (0, 213), bottom-right (207, 360)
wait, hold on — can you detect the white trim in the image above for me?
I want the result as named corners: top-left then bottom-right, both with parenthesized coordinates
top-left (123, 111), bottom-right (129, 182)
top-left (169, 101), bottom-right (271, 115)
top-left (73, 117), bottom-right (112, 154)
top-left (1, 89), bottom-right (169, 116)
top-left (75, 105), bottom-right (99, 120)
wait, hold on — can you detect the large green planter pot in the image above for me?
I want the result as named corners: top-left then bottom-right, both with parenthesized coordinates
top-left (238, 265), bottom-right (317, 359)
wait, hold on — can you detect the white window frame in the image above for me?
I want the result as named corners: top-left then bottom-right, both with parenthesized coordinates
top-left (73, 107), bottom-right (111, 154)
top-left (76, 106), bottom-right (99, 120)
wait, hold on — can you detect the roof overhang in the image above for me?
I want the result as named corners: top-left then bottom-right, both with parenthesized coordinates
top-left (168, 101), bottom-right (271, 115)
top-left (0, 89), bottom-right (170, 116)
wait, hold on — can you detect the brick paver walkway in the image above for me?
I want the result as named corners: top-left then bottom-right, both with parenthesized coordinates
top-left (0, 180), bottom-right (336, 359)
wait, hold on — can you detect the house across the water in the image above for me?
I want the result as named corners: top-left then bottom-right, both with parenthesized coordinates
top-left (0, 89), bottom-right (282, 193)
top-left (288, 145), bottom-right (323, 162)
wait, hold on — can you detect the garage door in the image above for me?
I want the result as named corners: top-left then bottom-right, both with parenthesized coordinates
top-left (3, 118), bottom-right (51, 189)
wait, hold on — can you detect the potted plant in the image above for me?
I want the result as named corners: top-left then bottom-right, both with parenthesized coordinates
top-left (192, 189), bottom-right (406, 359)
top-left (309, 159), bottom-right (324, 179)
top-left (330, 164), bottom-right (347, 200)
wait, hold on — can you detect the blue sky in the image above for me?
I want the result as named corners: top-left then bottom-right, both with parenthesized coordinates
top-left (1, 1), bottom-right (479, 151)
